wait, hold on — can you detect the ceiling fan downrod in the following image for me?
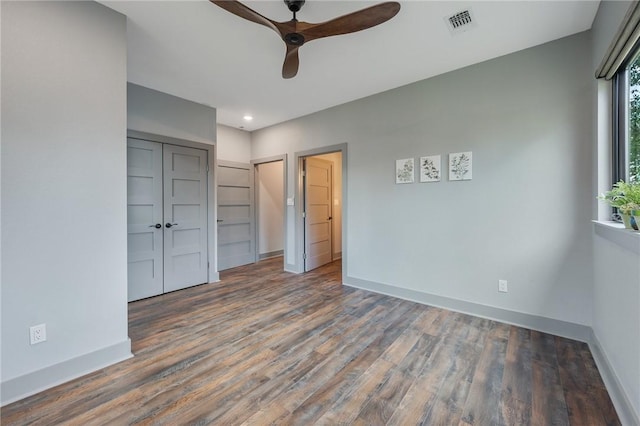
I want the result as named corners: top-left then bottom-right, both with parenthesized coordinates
top-left (284, 0), bottom-right (305, 21)
top-left (283, 0), bottom-right (306, 45)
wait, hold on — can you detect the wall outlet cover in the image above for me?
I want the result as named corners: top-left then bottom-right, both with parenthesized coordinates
top-left (30, 323), bottom-right (47, 345)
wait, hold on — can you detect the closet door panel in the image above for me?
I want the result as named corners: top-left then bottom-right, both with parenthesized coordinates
top-left (127, 138), bottom-right (164, 301)
top-left (163, 144), bottom-right (209, 292)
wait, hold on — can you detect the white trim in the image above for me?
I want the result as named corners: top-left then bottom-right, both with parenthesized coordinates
top-left (590, 330), bottom-right (640, 426)
top-left (259, 250), bottom-right (284, 260)
top-left (593, 220), bottom-right (640, 254)
top-left (1, 339), bottom-right (132, 406)
top-left (343, 276), bottom-right (592, 342)
top-left (284, 264), bottom-right (299, 274)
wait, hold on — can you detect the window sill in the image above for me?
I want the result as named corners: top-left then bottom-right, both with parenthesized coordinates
top-left (593, 221), bottom-right (640, 255)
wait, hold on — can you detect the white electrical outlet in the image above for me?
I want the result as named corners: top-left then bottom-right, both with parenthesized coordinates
top-left (498, 280), bottom-right (508, 293)
top-left (30, 324), bottom-right (47, 345)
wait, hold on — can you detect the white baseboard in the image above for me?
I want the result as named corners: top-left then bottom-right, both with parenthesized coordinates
top-left (343, 276), bottom-right (591, 342)
top-left (259, 250), bottom-right (284, 260)
top-left (589, 331), bottom-right (640, 426)
top-left (1, 338), bottom-right (132, 406)
top-left (284, 263), bottom-right (301, 274)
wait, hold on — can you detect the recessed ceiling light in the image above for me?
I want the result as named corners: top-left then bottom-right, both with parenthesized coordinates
top-left (243, 115), bottom-right (253, 121)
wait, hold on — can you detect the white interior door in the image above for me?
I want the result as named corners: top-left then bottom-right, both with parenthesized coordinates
top-left (163, 144), bottom-right (208, 292)
top-left (217, 161), bottom-right (256, 270)
top-left (127, 138), bottom-right (163, 301)
top-left (304, 157), bottom-right (333, 271)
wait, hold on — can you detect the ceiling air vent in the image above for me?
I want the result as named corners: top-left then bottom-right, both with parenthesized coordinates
top-left (445, 9), bottom-right (476, 35)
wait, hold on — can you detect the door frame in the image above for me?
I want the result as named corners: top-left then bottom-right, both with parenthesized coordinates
top-left (127, 129), bottom-right (219, 284)
top-left (294, 143), bottom-right (347, 276)
top-left (251, 154), bottom-right (288, 267)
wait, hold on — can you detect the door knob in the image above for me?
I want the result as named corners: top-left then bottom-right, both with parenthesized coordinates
top-left (149, 223), bottom-right (162, 229)
top-left (165, 222), bottom-right (178, 228)
top-left (217, 219), bottom-right (224, 223)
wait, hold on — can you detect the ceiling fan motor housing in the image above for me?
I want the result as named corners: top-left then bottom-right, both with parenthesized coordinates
top-left (284, 0), bottom-right (305, 13)
top-left (284, 32), bottom-right (305, 46)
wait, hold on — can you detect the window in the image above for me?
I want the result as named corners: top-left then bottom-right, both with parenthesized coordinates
top-left (613, 49), bottom-right (640, 184)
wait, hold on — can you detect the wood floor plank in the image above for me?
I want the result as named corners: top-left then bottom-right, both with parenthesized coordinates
top-left (353, 369), bottom-right (415, 425)
top-left (422, 340), bottom-right (483, 425)
top-left (386, 336), bottom-right (460, 425)
top-left (501, 326), bottom-right (533, 425)
top-left (555, 337), bottom-right (622, 426)
top-left (1, 257), bottom-right (620, 426)
top-left (577, 344), bottom-right (621, 426)
top-left (531, 330), bottom-right (570, 426)
top-left (459, 332), bottom-right (508, 425)
top-left (314, 358), bottom-right (395, 424)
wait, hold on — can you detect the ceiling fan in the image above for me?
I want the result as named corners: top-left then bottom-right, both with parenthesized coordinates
top-left (210, 0), bottom-right (401, 79)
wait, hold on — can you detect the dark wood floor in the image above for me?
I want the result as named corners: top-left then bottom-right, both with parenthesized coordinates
top-left (2, 257), bottom-right (619, 425)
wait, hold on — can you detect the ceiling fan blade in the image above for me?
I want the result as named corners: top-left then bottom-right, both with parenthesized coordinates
top-left (210, 0), bottom-right (279, 35)
top-left (301, 2), bottom-right (400, 42)
top-left (282, 44), bottom-right (300, 79)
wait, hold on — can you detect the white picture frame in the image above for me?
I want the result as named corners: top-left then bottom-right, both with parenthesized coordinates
top-left (419, 155), bottom-right (441, 182)
top-left (449, 151), bottom-right (472, 181)
top-left (395, 158), bottom-right (414, 184)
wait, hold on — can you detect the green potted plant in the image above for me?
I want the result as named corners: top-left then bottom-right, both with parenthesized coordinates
top-left (598, 180), bottom-right (640, 230)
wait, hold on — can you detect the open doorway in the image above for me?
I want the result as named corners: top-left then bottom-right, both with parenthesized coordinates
top-left (298, 149), bottom-right (344, 273)
top-left (252, 155), bottom-right (287, 267)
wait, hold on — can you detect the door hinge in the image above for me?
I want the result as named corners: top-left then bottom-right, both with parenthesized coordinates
top-left (302, 170), bottom-right (306, 177)
top-left (303, 253), bottom-right (307, 259)
top-left (206, 164), bottom-right (210, 173)
top-left (302, 211), bottom-right (306, 218)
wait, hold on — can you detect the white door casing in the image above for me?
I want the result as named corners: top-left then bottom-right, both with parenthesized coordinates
top-left (127, 138), bottom-right (164, 301)
top-left (304, 157), bottom-right (333, 271)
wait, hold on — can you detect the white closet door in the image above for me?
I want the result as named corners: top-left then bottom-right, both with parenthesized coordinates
top-left (127, 138), bottom-right (164, 301)
top-left (304, 157), bottom-right (333, 271)
top-left (217, 161), bottom-right (256, 270)
top-left (163, 144), bottom-right (208, 292)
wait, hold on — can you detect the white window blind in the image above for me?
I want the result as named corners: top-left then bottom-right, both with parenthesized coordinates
top-left (596, 1), bottom-right (640, 80)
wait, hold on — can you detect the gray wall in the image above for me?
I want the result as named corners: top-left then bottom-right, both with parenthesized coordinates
top-left (593, 233), bottom-right (640, 424)
top-left (1, 1), bottom-right (130, 403)
top-left (257, 161), bottom-right (284, 255)
top-left (128, 83), bottom-right (216, 145)
top-left (591, 2), bottom-right (640, 423)
top-left (217, 125), bottom-right (251, 163)
top-left (252, 32), bottom-right (594, 326)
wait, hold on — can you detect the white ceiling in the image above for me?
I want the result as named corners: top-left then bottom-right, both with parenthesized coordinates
top-left (102, 0), bottom-right (600, 131)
